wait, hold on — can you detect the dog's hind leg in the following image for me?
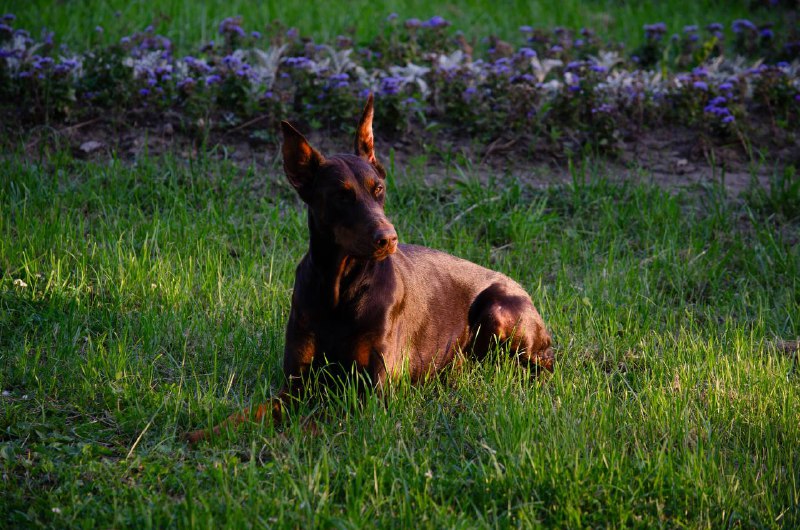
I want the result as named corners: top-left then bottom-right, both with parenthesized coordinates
top-left (467, 283), bottom-right (554, 372)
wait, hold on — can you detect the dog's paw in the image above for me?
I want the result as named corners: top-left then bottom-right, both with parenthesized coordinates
top-left (185, 429), bottom-right (210, 445)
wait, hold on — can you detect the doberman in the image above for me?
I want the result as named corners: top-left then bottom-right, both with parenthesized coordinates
top-left (187, 95), bottom-right (553, 443)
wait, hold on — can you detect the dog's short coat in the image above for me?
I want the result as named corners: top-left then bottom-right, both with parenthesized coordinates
top-left (187, 96), bottom-right (553, 443)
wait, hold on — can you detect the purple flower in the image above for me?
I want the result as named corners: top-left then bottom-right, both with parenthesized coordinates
top-left (709, 96), bottom-right (727, 106)
top-left (286, 28), bottom-right (299, 39)
top-left (706, 23), bottom-right (723, 32)
top-left (177, 78), bottom-right (196, 89)
top-left (219, 17), bottom-right (245, 37)
top-left (379, 76), bottom-right (404, 95)
top-left (139, 88), bottom-right (150, 96)
top-left (95, 25), bottom-right (103, 33)
top-left (0, 23), bottom-right (11, 34)
top-left (722, 115), bottom-right (735, 124)
top-left (2, 13), bottom-right (15, 21)
top-left (759, 28), bottom-right (774, 39)
top-left (719, 82), bottom-right (733, 91)
top-left (402, 97), bottom-right (417, 106)
top-left (590, 64), bottom-right (607, 73)
top-left (405, 18), bottom-right (421, 29)
top-left (794, 94), bottom-right (800, 102)
top-left (145, 25), bottom-right (154, 33)
top-left (18, 71), bottom-right (31, 79)
top-left (205, 74), bottom-right (222, 85)
top-left (693, 81), bottom-right (708, 91)
top-left (251, 31), bottom-right (261, 39)
top-left (263, 90), bottom-right (274, 99)
top-left (517, 47), bottom-right (536, 58)
top-left (732, 19), bottom-right (756, 33)
top-left (575, 38), bottom-right (585, 47)
top-left (120, 36), bottom-right (130, 44)
top-left (704, 104), bottom-right (730, 116)
top-left (519, 25), bottom-right (533, 34)
top-left (644, 22), bottom-right (667, 40)
top-left (424, 16), bottom-right (449, 29)
top-left (591, 103), bottom-right (613, 113)
top-left (386, 13), bottom-right (398, 22)
top-left (284, 56), bottom-right (311, 68)
top-left (683, 25), bottom-right (698, 33)
top-left (566, 60), bottom-right (583, 70)
top-left (551, 45), bottom-right (563, 52)
top-left (692, 66), bottom-right (708, 77)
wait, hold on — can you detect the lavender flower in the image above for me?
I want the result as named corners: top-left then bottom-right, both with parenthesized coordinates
top-left (386, 13), bottom-right (398, 22)
top-left (732, 19), bottom-right (756, 33)
top-left (2, 13), bottom-right (15, 21)
top-left (644, 22), bottom-right (667, 40)
top-left (405, 18), bottom-right (421, 29)
top-left (722, 115), bottom-right (735, 124)
top-left (424, 16), bottom-right (449, 29)
top-left (379, 76), bottom-right (403, 95)
top-left (219, 17), bottom-right (245, 38)
top-left (519, 25), bottom-right (533, 34)
top-left (205, 74), bottom-right (222, 85)
top-left (516, 47), bottom-right (536, 58)
top-left (706, 23), bottom-right (723, 32)
top-left (139, 88), bottom-right (150, 96)
top-left (693, 81), bottom-right (708, 91)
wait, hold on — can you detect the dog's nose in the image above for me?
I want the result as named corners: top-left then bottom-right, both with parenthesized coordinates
top-left (374, 228), bottom-right (398, 252)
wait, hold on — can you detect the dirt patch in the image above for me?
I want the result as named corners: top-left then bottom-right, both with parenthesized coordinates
top-left (11, 114), bottom-right (797, 198)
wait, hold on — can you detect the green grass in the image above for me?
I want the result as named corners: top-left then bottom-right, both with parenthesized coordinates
top-left (1, 146), bottom-right (798, 527)
top-left (4, 0), bottom-right (787, 55)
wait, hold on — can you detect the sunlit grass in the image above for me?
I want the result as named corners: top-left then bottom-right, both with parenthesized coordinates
top-left (1, 149), bottom-right (798, 527)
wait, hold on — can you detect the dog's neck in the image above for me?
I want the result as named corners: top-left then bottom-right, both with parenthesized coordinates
top-left (307, 222), bottom-right (375, 310)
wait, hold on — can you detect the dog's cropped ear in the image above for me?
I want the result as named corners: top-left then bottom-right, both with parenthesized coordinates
top-left (282, 121), bottom-right (325, 201)
top-left (354, 94), bottom-right (386, 178)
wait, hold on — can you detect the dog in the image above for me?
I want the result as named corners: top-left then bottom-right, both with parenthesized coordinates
top-left (187, 95), bottom-right (553, 443)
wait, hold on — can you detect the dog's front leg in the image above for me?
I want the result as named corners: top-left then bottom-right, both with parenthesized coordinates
top-left (186, 320), bottom-right (316, 444)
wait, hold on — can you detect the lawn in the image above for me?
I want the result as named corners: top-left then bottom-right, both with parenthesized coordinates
top-left (1, 150), bottom-right (798, 527)
top-left (1, 0), bottom-right (799, 528)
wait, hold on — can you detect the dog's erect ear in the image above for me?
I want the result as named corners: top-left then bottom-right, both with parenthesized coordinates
top-left (282, 121), bottom-right (324, 201)
top-left (354, 94), bottom-right (385, 177)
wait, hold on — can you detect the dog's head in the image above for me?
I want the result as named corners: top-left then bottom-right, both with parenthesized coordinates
top-left (281, 95), bottom-right (397, 260)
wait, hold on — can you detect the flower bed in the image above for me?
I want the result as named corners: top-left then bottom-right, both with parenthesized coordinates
top-left (1, 13), bottom-right (798, 153)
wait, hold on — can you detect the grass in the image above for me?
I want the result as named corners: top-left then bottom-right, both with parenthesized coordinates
top-left (5, 0), bottom-right (787, 55)
top-left (1, 145), bottom-right (798, 527)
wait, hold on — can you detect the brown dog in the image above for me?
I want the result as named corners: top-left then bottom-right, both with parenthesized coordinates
top-left (187, 96), bottom-right (553, 443)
